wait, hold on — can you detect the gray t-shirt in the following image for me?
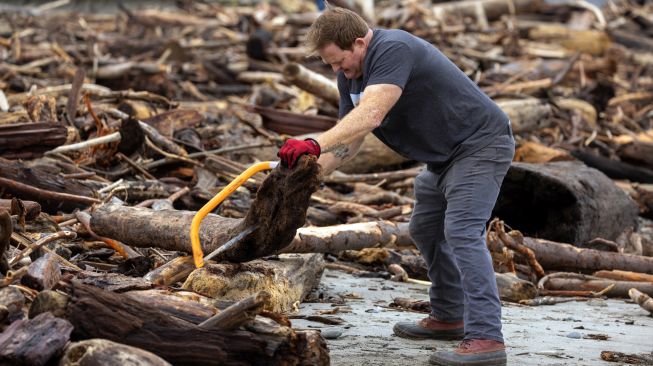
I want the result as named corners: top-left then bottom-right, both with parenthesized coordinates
top-left (338, 29), bottom-right (511, 173)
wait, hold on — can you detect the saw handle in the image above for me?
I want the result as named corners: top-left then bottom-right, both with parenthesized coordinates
top-left (190, 161), bottom-right (278, 268)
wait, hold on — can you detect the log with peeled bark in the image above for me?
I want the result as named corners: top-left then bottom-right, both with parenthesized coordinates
top-left (62, 281), bottom-right (329, 366)
top-left (629, 288), bottom-right (653, 314)
top-left (523, 237), bottom-right (653, 274)
top-left (282, 63), bottom-right (339, 105)
top-left (495, 98), bottom-right (552, 134)
top-left (540, 275), bottom-right (653, 297)
top-left (90, 157), bottom-right (320, 262)
top-left (494, 161), bottom-right (639, 245)
top-left (593, 270), bottom-right (653, 283)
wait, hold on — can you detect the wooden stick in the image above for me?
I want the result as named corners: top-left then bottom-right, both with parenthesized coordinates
top-left (199, 291), bottom-right (270, 330)
top-left (0, 177), bottom-right (100, 205)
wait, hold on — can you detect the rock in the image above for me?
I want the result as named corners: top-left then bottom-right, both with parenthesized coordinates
top-left (320, 328), bottom-right (343, 340)
top-left (566, 331), bottom-right (582, 339)
top-left (60, 339), bottom-right (172, 366)
top-left (0, 286), bottom-right (25, 321)
top-left (29, 290), bottom-right (69, 318)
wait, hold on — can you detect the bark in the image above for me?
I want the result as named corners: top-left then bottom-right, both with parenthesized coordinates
top-left (494, 161), bottom-right (639, 245)
top-left (199, 291), bottom-right (270, 330)
top-left (20, 252), bottom-right (61, 291)
top-left (183, 253), bottom-right (324, 313)
top-left (0, 210), bottom-right (10, 274)
top-left (0, 122), bottom-right (69, 159)
top-left (0, 312), bottom-right (74, 366)
top-left (0, 198), bottom-right (41, 221)
top-left (523, 237), bottom-right (653, 274)
top-left (247, 105), bottom-right (337, 135)
top-left (0, 157), bottom-right (99, 212)
top-left (282, 63), bottom-right (339, 105)
top-left (125, 289), bottom-right (217, 324)
top-left (63, 281), bottom-right (329, 366)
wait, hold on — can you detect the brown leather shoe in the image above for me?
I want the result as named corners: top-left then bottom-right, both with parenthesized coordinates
top-left (393, 316), bottom-right (464, 340)
top-left (429, 339), bottom-right (507, 366)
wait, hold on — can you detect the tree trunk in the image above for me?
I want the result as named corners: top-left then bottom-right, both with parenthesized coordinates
top-left (494, 161), bottom-right (639, 245)
top-left (63, 281), bottom-right (329, 366)
top-left (523, 237), bottom-right (653, 274)
top-left (60, 339), bottom-right (172, 366)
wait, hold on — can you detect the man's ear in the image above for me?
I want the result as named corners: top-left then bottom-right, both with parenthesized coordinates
top-left (354, 37), bottom-right (367, 49)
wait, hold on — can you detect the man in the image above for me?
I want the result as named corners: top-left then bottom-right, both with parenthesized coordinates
top-left (277, 7), bottom-right (514, 366)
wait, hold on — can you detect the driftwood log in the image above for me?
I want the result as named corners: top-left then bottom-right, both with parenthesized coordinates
top-left (494, 161), bottom-right (639, 245)
top-left (91, 157), bottom-right (320, 262)
top-left (523, 237), bottom-right (653, 274)
top-left (60, 281), bottom-right (329, 366)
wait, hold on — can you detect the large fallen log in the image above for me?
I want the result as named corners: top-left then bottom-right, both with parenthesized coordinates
top-left (494, 161), bottom-right (639, 245)
top-left (91, 157), bottom-right (321, 262)
top-left (540, 274), bottom-right (653, 297)
top-left (60, 281), bottom-right (329, 365)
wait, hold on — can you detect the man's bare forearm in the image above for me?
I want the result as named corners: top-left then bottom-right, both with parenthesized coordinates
top-left (318, 138), bottom-right (364, 175)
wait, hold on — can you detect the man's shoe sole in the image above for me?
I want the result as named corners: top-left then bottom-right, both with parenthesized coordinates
top-left (429, 350), bottom-right (507, 366)
top-left (393, 323), bottom-right (465, 340)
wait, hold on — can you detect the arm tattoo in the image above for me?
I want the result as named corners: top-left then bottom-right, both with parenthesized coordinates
top-left (323, 143), bottom-right (351, 160)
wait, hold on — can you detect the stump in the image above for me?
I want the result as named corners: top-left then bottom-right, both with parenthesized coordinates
top-left (494, 161), bottom-right (638, 245)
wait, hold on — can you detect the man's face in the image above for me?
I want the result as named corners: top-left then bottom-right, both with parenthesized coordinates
top-left (319, 41), bottom-right (365, 79)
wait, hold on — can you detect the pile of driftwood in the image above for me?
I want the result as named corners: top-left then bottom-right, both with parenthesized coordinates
top-left (1, 0), bottom-right (653, 364)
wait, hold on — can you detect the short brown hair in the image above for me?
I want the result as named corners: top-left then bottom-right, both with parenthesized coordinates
top-left (305, 7), bottom-right (369, 53)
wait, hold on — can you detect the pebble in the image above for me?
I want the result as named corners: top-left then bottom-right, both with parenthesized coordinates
top-left (566, 331), bottom-right (582, 339)
top-left (321, 328), bottom-right (343, 339)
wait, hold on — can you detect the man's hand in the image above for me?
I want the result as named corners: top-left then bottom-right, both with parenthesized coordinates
top-left (278, 138), bottom-right (321, 169)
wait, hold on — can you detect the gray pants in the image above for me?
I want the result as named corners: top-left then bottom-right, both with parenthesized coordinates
top-left (409, 135), bottom-right (514, 343)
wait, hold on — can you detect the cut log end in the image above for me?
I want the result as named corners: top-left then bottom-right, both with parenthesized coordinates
top-left (221, 156), bottom-right (321, 262)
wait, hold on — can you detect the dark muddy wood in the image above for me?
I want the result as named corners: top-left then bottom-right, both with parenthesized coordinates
top-left (494, 161), bottom-right (639, 245)
top-left (0, 312), bottom-right (74, 366)
top-left (64, 282), bottom-right (329, 366)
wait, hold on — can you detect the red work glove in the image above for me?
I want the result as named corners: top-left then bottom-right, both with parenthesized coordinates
top-left (278, 138), bottom-right (321, 169)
